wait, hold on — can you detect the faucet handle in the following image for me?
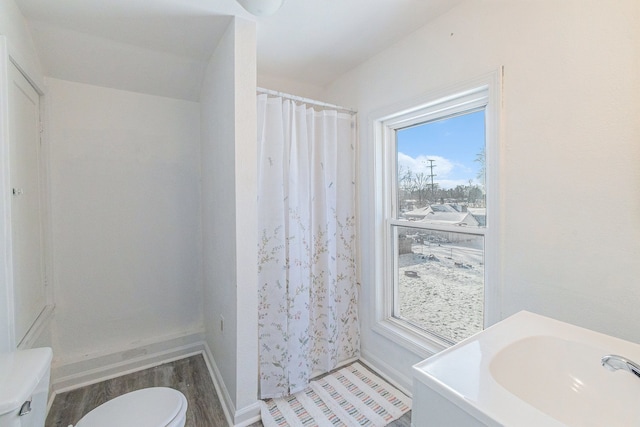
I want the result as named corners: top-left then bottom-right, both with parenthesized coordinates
top-left (602, 354), bottom-right (640, 378)
top-left (18, 400), bottom-right (31, 416)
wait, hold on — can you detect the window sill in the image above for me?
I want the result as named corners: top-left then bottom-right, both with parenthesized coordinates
top-left (372, 315), bottom-right (452, 359)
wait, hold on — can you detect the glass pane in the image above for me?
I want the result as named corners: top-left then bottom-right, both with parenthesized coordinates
top-left (396, 110), bottom-right (486, 227)
top-left (395, 226), bottom-right (484, 342)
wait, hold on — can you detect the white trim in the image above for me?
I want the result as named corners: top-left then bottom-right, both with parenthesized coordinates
top-left (7, 56), bottom-right (44, 96)
top-left (359, 351), bottom-right (413, 398)
top-left (0, 36), bottom-right (14, 352)
top-left (201, 342), bottom-right (235, 427)
top-left (57, 347), bottom-right (206, 392)
top-left (372, 316), bottom-right (448, 357)
top-left (52, 329), bottom-right (205, 392)
top-left (370, 70), bottom-right (503, 356)
top-left (233, 402), bottom-right (262, 427)
top-left (382, 90), bottom-right (488, 131)
top-left (17, 303), bottom-right (54, 350)
top-left (483, 68), bottom-right (504, 327)
top-left (388, 219), bottom-right (487, 235)
top-left (38, 73), bottom-right (56, 326)
top-left (201, 342), bottom-right (263, 427)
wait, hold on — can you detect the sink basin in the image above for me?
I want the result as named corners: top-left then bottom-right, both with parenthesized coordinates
top-left (413, 311), bottom-right (640, 426)
top-left (490, 335), bottom-right (640, 426)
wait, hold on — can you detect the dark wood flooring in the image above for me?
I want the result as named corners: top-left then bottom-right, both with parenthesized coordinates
top-left (46, 354), bottom-right (225, 427)
top-left (46, 355), bottom-right (411, 427)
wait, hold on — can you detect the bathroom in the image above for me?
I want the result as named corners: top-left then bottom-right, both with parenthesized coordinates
top-left (1, 0), bottom-right (639, 426)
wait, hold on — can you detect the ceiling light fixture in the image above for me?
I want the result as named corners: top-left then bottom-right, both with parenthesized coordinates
top-left (236, 0), bottom-right (285, 16)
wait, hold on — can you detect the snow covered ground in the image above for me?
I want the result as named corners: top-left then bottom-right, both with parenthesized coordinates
top-left (397, 239), bottom-right (484, 342)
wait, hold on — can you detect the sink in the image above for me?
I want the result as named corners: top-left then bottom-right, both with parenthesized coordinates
top-left (413, 311), bottom-right (640, 426)
top-left (490, 335), bottom-right (640, 426)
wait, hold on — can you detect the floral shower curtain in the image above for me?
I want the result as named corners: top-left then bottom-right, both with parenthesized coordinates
top-left (257, 94), bottom-right (359, 399)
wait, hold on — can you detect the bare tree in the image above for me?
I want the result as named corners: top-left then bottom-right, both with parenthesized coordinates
top-left (398, 166), bottom-right (414, 198)
top-left (475, 148), bottom-right (486, 186)
top-left (413, 172), bottom-right (431, 207)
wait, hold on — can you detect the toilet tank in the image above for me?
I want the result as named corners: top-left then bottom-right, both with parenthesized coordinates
top-left (0, 348), bottom-right (53, 427)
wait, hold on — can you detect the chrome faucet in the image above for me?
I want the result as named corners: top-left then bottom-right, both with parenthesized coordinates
top-left (601, 355), bottom-right (640, 378)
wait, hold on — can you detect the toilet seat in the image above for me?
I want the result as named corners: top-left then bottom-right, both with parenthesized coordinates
top-left (75, 387), bottom-right (187, 427)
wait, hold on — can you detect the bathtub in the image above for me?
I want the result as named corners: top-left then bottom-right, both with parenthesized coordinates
top-left (412, 311), bottom-right (640, 426)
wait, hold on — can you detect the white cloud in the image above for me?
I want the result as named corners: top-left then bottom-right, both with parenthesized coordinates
top-left (397, 153), bottom-right (454, 177)
top-left (397, 153), bottom-right (478, 189)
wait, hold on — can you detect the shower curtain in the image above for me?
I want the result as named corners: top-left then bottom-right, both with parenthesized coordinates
top-left (257, 94), bottom-right (359, 399)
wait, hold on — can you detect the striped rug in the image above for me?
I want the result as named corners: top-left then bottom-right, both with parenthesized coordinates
top-left (260, 362), bottom-right (411, 427)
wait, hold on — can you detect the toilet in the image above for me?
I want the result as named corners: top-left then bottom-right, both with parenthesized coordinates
top-left (0, 347), bottom-right (52, 427)
top-left (74, 387), bottom-right (187, 427)
top-left (0, 347), bottom-right (187, 427)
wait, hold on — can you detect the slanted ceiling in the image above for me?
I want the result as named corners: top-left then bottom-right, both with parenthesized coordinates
top-left (16, 0), bottom-right (464, 100)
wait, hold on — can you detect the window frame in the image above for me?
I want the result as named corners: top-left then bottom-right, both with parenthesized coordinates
top-left (371, 72), bottom-right (502, 356)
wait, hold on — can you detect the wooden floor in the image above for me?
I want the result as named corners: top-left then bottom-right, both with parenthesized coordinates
top-left (46, 355), bottom-right (411, 427)
top-left (46, 354), bottom-right (226, 427)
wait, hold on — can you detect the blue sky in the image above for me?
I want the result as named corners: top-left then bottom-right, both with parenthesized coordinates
top-left (397, 110), bottom-right (485, 189)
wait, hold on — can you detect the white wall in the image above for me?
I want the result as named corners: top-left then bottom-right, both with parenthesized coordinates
top-left (200, 17), bottom-right (258, 424)
top-left (46, 78), bottom-right (203, 369)
top-left (232, 18), bottom-right (259, 417)
top-left (324, 0), bottom-right (640, 389)
top-left (257, 72), bottom-right (326, 101)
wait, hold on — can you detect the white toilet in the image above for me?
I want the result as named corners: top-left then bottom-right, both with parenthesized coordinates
top-left (0, 347), bottom-right (188, 427)
top-left (0, 348), bottom-right (53, 427)
top-left (74, 387), bottom-right (187, 427)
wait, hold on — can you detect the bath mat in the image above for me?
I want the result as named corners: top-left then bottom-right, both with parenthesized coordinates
top-left (260, 362), bottom-right (411, 427)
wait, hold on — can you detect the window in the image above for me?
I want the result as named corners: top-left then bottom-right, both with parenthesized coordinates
top-left (373, 73), bottom-right (501, 354)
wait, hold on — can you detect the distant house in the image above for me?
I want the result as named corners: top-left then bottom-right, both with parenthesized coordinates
top-left (404, 203), bottom-right (484, 227)
top-left (403, 203), bottom-right (456, 220)
top-left (467, 208), bottom-right (486, 227)
top-left (404, 206), bottom-right (431, 220)
top-left (399, 199), bottom-right (419, 213)
top-left (421, 211), bottom-right (479, 227)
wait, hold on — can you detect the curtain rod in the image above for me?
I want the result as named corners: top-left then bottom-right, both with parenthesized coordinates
top-left (257, 87), bottom-right (357, 115)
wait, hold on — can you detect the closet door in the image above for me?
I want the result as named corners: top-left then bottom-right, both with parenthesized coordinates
top-left (8, 61), bottom-right (45, 344)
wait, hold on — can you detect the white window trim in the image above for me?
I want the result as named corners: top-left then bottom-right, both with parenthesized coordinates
top-left (370, 71), bottom-right (503, 357)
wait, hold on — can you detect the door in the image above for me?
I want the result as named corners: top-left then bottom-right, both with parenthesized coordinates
top-left (8, 61), bottom-right (46, 344)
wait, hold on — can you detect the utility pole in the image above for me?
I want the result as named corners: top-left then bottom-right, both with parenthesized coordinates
top-left (426, 159), bottom-right (436, 202)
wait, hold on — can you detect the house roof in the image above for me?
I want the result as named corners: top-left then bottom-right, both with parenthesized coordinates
top-left (404, 204), bottom-right (456, 219)
top-left (421, 212), bottom-right (479, 227)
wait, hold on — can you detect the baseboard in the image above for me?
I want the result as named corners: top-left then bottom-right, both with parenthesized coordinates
top-left (359, 349), bottom-right (413, 397)
top-left (234, 401), bottom-right (262, 427)
top-left (201, 343), bottom-right (235, 426)
top-left (201, 342), bottom-right (262, 427)
top-left (52, 329), bottom-right (206, 393)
